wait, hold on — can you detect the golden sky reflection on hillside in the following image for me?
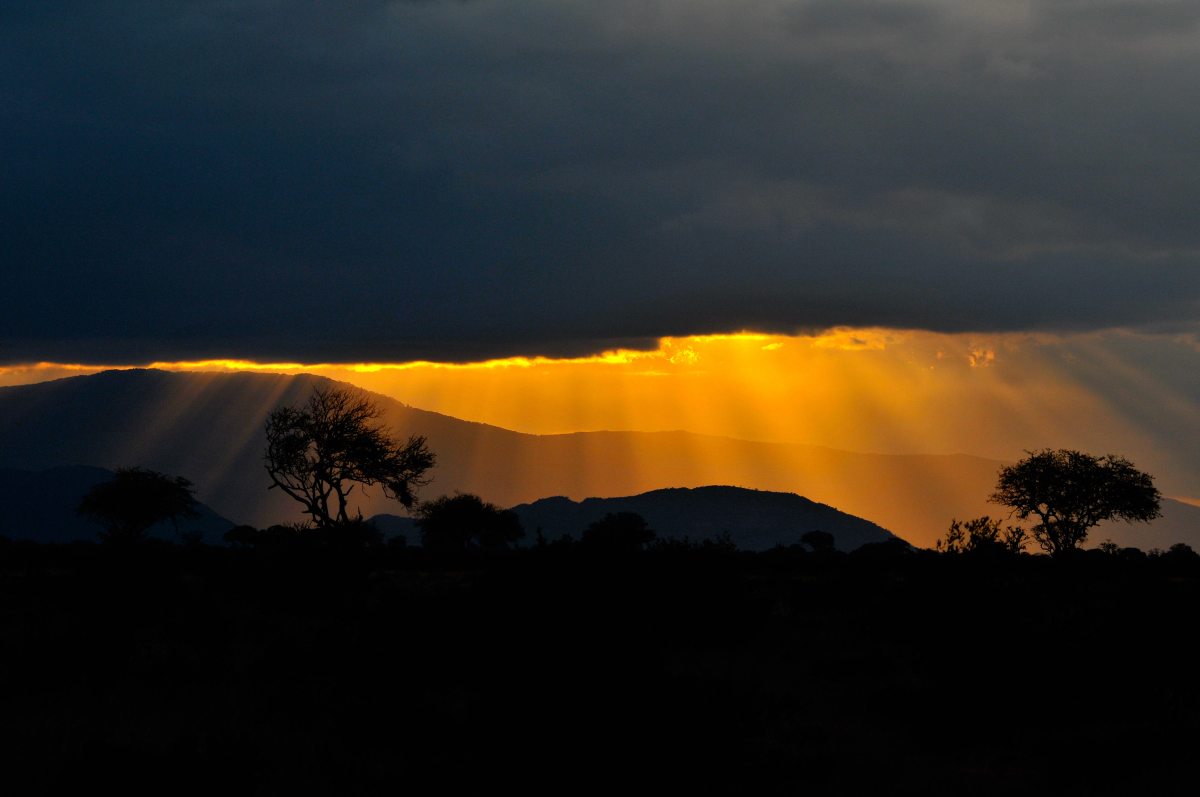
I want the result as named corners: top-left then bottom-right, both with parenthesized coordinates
top-left (4, 328), bottom-right (1200, 500)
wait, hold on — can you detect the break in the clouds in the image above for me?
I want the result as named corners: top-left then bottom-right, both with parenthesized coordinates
top-left (3, 0), bottom-right (1200, 363)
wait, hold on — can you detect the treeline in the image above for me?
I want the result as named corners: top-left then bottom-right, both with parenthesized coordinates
top-left (5, 522), bottom-right (1200, 580)
top-left (4, 511), bottom-right (1200, 795)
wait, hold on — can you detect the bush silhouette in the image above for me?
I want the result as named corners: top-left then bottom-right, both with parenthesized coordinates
top-left (936, 517), bottom-right (1026, 555)
top-left (581, 512), bottom-right (655, 551)
top-left (801, 530), bottom-right (835, 552)
top-left (223, 519), bottom-right (383, 551)
top-left (223, 525), bottom-right (260, 547)
top-left (851, 537), bottom-right (913, 558)
top-left (416, 493), bottom-right (524, 553)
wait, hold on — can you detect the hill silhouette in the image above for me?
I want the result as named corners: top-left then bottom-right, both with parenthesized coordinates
top-left (507, 486), bottom-right (898, 551)
top-left (1, 368), bottom-right (1198, 549)
top-left (0, 465), bottom-right (235, 544)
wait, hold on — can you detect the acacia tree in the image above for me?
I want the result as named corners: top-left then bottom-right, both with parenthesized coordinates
top-left (415, 493), bottom-right (524, 553)
top-left (264, 386), bottom-right (435, 528)
top-left (76, 467), bottom-right (200, 545)
top-left (989, 449), bottom-right (1161, 556)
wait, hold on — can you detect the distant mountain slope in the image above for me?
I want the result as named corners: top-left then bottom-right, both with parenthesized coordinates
top-left (0, 465), bottom-right (235, 545)
top-left (510, 486), bottom-right (898, 552)
top-left (1089, 498), bottom-right (1200, 553)
top-left (0, 369), bottom-right (1195, 549)
top-left (0, 369), bottom-right (995, 544)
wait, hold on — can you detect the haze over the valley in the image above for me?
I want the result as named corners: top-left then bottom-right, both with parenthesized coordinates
top-left (3, 368), bottom-right (1197, 551)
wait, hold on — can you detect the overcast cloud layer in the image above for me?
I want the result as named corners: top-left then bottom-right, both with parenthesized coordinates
top-left (3, 0), bottom-right (1200, 363)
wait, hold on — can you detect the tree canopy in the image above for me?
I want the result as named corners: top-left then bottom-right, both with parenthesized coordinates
top-left (264, 385), bottom-right (435, 529)
top-left (801, 530), bottom-right (835, 552)
top-left (415, 493), bottom-right (524, 553)
top-left (75, 467), bottom-right (200, 545)
top-left (989, 449), bottom-right (1161, 556)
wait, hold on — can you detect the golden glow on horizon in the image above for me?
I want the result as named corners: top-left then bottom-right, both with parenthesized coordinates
top-left (0, 331), bottom-right (810, 378)
top-left (4, 328), bottom-right (1200, 499)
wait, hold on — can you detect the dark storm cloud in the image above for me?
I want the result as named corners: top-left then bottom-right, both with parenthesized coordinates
top-left (3, 0), bottom-right (1200, 363)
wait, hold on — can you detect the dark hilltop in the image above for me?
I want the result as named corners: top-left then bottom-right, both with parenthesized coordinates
top-left (512, 485), bottom-right (899, 551)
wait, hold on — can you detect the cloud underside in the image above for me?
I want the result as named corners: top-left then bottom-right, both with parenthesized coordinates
top-left (4, 0), bottom-right (1200, 363)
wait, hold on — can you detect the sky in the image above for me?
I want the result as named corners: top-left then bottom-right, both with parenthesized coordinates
top-left (3, 3), bottom-right (1200, 494)
top-left (4, 1), bottom-right (1200, 363)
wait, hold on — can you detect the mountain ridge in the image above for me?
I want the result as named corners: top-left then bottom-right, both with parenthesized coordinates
top-left (1, 368), bottom-right (1197, 549)
top-left (509, 485), bottom-right (899, 552)
top-left (370, 484), bottom-right (900, 552)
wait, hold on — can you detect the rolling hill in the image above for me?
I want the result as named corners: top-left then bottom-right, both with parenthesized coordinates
top-left (0, 368), bottom-right (1197, 550)
top-left (509, 486), bottom-right (898, 551)
top-left (370, 485), bottom-right (900, 552)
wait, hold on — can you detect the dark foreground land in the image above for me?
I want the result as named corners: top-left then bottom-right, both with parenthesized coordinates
top-left (2, 538), bottom-right (1199, 795)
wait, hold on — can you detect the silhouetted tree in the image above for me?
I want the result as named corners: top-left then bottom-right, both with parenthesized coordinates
top-left (223, 525), bottom-right (259, 547)
top-left (1118, 545), bottom-right (1147, 562)
top-left (1159, 542), bottom-right (1200, 576)
top-left (75, 467), bottom-right (200, 546)
top-left (1167, 542), bottom-right (1199, 559)
top-left (581, 512), bottom-right (655, 551)
top-left (264, 386), bottom-right (435, 529)
top-left (990, 449), bottom-right (1161, 556)
top-left (801, 530), bottom-right (835, 552)
top-left (936, 516), bottom-right (1026, 555)
top-left (416, 493), bottom-right (524, 553)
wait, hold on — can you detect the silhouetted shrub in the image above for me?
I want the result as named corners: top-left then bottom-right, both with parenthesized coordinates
top-left (646, 531), bottom-right (738, 556)
top-left (416, 493), bottom-right (524, 553)
top-left (221, 519), bottom-right (383, 551)
top-left (581, 512), bottom-right (655, 552)
top-left (851, 537), bottom-right (913, 558)
top-left (936, 516), bottom-right (1026, 555)
top-left (223, 525), bottom-right (259, 547)
top-left (800, 530), bottom-right (835, 552)
top-left (702, 531), bottom-right (738, 554)
top-left (1118, 546), bottom-right (1147, 563)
